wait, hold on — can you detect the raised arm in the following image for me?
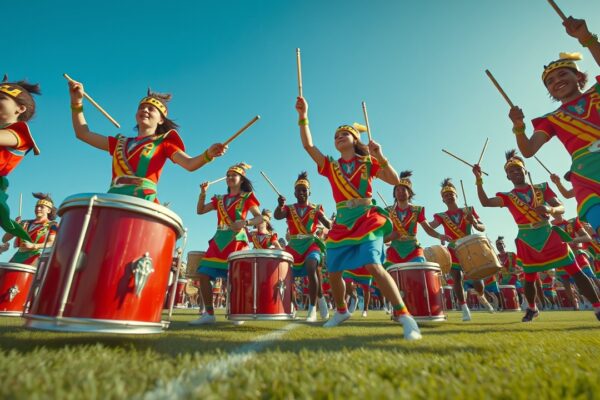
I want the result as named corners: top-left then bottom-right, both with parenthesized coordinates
top-left (68, 80), bottom-right (110, 151)
top-left (550, 173), bottom-right (575, 199)
top-left (273, 195), bottom-right (288, 220)
top-left (473, 164), bottom-right (504, 208)
top-left (509, 107), bottom-right (548, 158)
top-left (370, 140), bottom-right (400, 186)
top-left (172, 143), bottom-right (227, 172)
top-left (196, 182), bottom-right (215, 215)
top-left (563, 17), bottom-right (600, 67)
top-left (296, 97), bottom-right (326, 169)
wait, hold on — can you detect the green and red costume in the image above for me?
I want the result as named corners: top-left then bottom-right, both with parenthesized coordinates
top-left (531, 76), bottom-right (600, 224)
top-left (586, 235), bottom-right (600, 278)
top-left (495, 183), bottom-right (577, 275)
top-left (107, 130), bottom-right (185, 203)
top-left (432, 206), bottom-right (479, 271)
top-left (248, 230), bottom-right (279, 249)
top-left (281, 203), bottom-right (326, 276)
top-left (198, 192), bottom-right (259, 273)
top-left (10, 219), bottom-right (58, 265)
top-left (498, 251), bottom-right (523, 287)
top-left (384, 204), bottom-right (426, 268)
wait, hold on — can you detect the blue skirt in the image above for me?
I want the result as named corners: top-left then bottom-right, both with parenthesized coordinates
top-left (326, 237), bottom-right (385, 273)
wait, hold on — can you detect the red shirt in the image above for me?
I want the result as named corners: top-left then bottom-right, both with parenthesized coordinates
top-left (0, 121), bottom-right (34, 176)
top-left (318, 155), bottom-right (380, 203)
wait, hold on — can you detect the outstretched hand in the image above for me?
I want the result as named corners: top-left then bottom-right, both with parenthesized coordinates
top-left (563, 17), bottom-right (591, 41)
top-left (472, 164), bottom-right (483, 178)
top-left (208, 143), bottom-right (228, 159)
top-left (296, 97), bottom-right (308, 118)
top-left (509, 106), bottom-right (525, 128)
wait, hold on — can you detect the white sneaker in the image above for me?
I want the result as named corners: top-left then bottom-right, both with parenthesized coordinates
top-left (318, 296), bottom-right (330, 320)
top-left (361, 310), bottom-right (368, 318)
top-left (188, 313), bottom-right (216, 325)
top-left (348, 297), bottom-right (358, 313)
top-left (323, 311), bottom-right (351, 328)
top-left (232, 320), bottom-right (245, 326)
top-left (478, 296), bottom-right (495, 313)
top-left (461, 304), bottom-right (471, 321)
top-left (384, 304), bottom-right (391, 315)
top-left (306, 306), bottom-right (317, 322)
top-left (394, 315), bottom-right (422, 341)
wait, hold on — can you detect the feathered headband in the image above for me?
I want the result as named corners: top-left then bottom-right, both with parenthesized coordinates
top-left (504, 149), bottom-right (525, 171)
top-left (397, 170), bottom-right (413, 191)
top-left (33, 192), bottom-right (54, 209)
top-left (542, 52), bottom-right (582, 82)
top-left (139, 88), bottom-right (169, 117)
top-left (295, 171), bottom-right (310, 189)
top-left (228, 162), bottom-right (251, 177)
top-left (440, 178), bottom-right (457, 196)
top-left (335, 123), bottom-right (367, 140)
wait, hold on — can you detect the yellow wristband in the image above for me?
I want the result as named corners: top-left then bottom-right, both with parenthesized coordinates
top-left (71, 103), bottom-right (83, 113)
top-left (512, 126), bottom-right (525, 135)
top-left (476, 177), bottom-right (483, 186)
top-left (298, 118), bottom-right (309, 126)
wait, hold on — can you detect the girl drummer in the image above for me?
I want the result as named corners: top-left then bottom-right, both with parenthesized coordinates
top-left (383, 171), bottom-right (451, 267)
top-left (190, 162), bottom-right (263, 325)
top-left (68, 81), bottom-right (227, 203)
top-left (0, 193), bottom-right (58, 265)
top-left (295, 96), bottom-right (421, 340)
top-left (0, 76), bottom-right (41, 241)
top-left (429, 178), bottom-right (495, 321)
top-left (248, 209), bottom-right (282, 249)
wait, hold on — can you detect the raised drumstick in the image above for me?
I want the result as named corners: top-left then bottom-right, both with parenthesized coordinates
top-left (18, 193), bottom-right (22, 218)
top-left (296, 48), bottom-right (303, 97)
top-left (207, 176), bottom-right (226, 186)
top-left (460, 179), bottom-right (469, 209)
top-left (441, 149), bottom-right (489, 176)
top-left (376, 191), bottom-right (390, 209)
top-left (260, 171), bottom-right (283, 197)
top-left (547, 0), bottom-right (567, 21)
top-left (63, 73), bottom-right (121, 128)
top-left (477, 138), bottom-right (489, 165)
top-left (534, 156), bottom-right (552, 175)
top-left (361, 101), bottom-right (373, 142)
top-left (485, 70), bottom-right (514, 108)
top-left (223, 116), bottom-right (261, 146)
top-left (527, 172), bottom-right (537, 208)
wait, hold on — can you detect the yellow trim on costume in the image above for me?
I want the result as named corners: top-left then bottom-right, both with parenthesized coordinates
top-left (0, 85), bottom-right (22, 98)
top-left (140, 97), bottom-right (168, 116)
top-left (36, 199), bottom-right (53, 209)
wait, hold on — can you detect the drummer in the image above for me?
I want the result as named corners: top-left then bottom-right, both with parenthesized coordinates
top-left (0, 76), bottom-right (41, 241)
top-left (496, 236), bottom-right (524, 305)
top-left (248, 209), bottom-right (282, 249)
top-left (295, 96), bottom-right (421, 339)
top-left (472, 150), bottom-right (600, 322)
top-left (0, 193), bottom-right (58, 265)
top-left (383, 170), bottom-right (451, 268)
top-left (428, 178), bottom-right (494, 321)
top-left (190, 162), bottom-right (263, 325)
top-left (67, 82), bottom-right (227, 203)
top-left (274, 171), bottom-right (331, 322)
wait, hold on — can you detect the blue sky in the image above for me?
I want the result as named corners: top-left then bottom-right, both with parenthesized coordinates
top-left (2, 0), bottom-right (599, 261)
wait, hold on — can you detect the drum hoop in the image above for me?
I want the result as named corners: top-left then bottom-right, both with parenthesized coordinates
top-left (228, 249), bottom-right (294, 263)
top-left (58, 193), bottom-right (185, 238)
top-left (454, 233), bottom-right (487, 247)
top-left (498, 285), bottom-right (516, 289)
top-left (388, 262), bottom-right (441, 272)
top-left (0, 262), bottom-right (37, 273)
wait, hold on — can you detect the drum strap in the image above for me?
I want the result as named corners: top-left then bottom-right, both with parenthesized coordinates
top-left (289, 204), bottom-right (317, 235)
top-left (329, 155), bottom-right (372, 199)
top-left (216, 196), bottom-right (234, 227)
top-left (438, 210), bottom-right (468, 239)
top-left (506, 191), bottom-right (543, 224)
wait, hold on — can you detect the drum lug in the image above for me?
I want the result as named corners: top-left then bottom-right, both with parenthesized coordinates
top-left (8, 285), bottom-right (20, 302)
top-left (132, 252), bottom-right (154, 296)
top-left (276, 279), bottom-right (286, 301)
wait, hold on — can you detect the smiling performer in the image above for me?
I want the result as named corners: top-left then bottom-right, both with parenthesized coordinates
top-left (383, 171), bottom-right (451, 267)
top-left (274, 171), bottom-right (332, 322)
top-left (190, 163), bottom-right (263, 325)
top-left (68, 81), bottom-right (226, 203)
top-left (472, 150), bottom-right (600, 322)
top-left (0, 193), bottom-right (58, 265)
top-left (0, 76), bottom-right (41, 241)
top-left (508, 16), bottom-right (600, 237)
top-left (295, 96), bottom-right (421, 339)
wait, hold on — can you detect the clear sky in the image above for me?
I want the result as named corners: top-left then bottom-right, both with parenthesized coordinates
top-left (2, 0), bottom-right (599, 261)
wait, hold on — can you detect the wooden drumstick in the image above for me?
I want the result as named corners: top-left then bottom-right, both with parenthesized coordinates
top-left (477, 138), bottom-right (489, 165)
top-left (223, 115), bottom-right (261, 146)
top-left (207, 176), bottom-right (226, 186)
top-left (547, 0), bottom-right (567, 21)
top-left (296, 48), bottom-right (303, 97)
top-left (441, 149), bottom-right (489, 176)
top-left (485, 70), bottom-right (514, 108)
top-left (361, 101), bottom-right (373, 142)
top-left (460, 179), bottom-right (469, 209)
top-left (376, 191), bottom-right (391, 208)
top-left (527, 172), bottom-right (537, 208)
top-left (63, 73), bottom-right (121, 128)
top-left (260, 171), bottom-right (283, 197)
top-left (18, 193), bottom-right (22, 218)
top-left (534, 156), bottom-right (552, 175)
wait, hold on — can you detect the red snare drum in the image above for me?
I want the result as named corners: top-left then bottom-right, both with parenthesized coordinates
top-left (387, 262), bottom-right (446, 322)
top-left (24, 193), bottom-right (185, 334)
top-left (0, 262), bottom-right (37, 316)
top-left (164, 278), bottom-right (187, 309)
top-left (556, 287), bottom-right (574, 309)
top-left (227, 249), bottom-right (294, 321)
top-left (442, 285), bottom-right (456, 311)
top-left (499, 285), bottom-right (520, 311)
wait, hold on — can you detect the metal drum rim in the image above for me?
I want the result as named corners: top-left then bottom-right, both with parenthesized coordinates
top-left (58, 192), bottom-right (185, 238)
top-left (0, 262), bottom-right (37, 273)
top-left (499, 285), bottom-right (517, 289)
top-left (387, 262), bottom-right (441, 272)
top-left (228, 249), bottom-right (294, 263)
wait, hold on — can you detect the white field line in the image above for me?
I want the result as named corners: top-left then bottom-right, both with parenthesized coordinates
top-left (141, 323), bottom-right (300, 399)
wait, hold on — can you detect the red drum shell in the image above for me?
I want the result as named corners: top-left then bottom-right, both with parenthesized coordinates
top-left (227, 249), bottom-right (294, 320)
top-left (0, 263), bottom-right (36, 316)
top-left (442, 285), bottom-right (456, 311)
top-left (556, 287), bottom-right (574, 309)
top-left (24, 193), bottom-right (184, 334)
top-left (387, 262), bottom-right (446, 321)
top-left (164, 278), bottom-right (188, 309)
top-left (466, 289), bottom-right (480, 310)
top-left (499, 285), bottom-right (520, 311)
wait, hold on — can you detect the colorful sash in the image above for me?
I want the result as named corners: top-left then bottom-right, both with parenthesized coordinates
top-left (329, 156), bottom-right (372, 199)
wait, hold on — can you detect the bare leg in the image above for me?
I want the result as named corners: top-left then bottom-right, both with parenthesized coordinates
top-left (329, 271), bottom-right (347, 309)
top-left (450, 269), bottom-right (465, 303)
top-left (198, 274), bottom-right (214, 312)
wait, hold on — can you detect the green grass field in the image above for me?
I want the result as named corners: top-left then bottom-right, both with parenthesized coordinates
top-left (1, 310), bottom-right (599, 399)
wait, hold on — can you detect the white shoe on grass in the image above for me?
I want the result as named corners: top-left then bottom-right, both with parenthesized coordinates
top-left (318, 296), bottom-right (330, 320)
top-left (348, 297), bottom-right (358, 313)
top-left (188, 313), bottom-right (216, 326)
top-left (361, 310), bottom-right (368, 318)
top-left (394, 315), bottom-right (422, 341)
top-left (306, 306), bottom-right (317, 322)
top-left (323, 311), bottom-right (351, 328)
top-left (232, 320), bottom-right (245, 326)
top-left (461, 304), bottom-right (471, 321)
